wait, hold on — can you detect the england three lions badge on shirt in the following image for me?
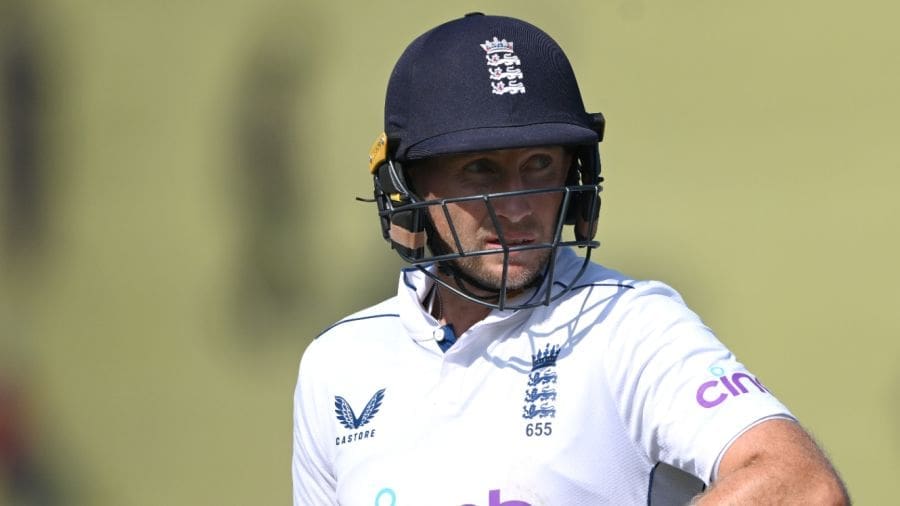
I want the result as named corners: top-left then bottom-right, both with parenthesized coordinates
top-left (334, 388), bottom-right (385, 446)
top-left (522, 344), bottom-right (560, 437)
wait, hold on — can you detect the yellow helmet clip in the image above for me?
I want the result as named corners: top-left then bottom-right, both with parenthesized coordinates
top-left (368, 132), bottom-right (388, 174)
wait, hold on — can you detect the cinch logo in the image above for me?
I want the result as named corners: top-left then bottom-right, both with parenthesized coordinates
top-left (695, 367), bottom-right (768, 408)
top-left (374, 488), bottom-right (531, 506)
top-left (462, 490), bottom-right (531, 506)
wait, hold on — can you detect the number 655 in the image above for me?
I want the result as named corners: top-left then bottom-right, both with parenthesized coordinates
top-left (525, 422), bottom-right (552, 437)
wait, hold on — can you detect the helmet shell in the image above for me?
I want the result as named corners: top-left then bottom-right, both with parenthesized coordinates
top-left (384, 13), bottom-right (599, 161)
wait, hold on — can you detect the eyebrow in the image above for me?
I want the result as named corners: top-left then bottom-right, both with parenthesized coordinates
top-left (459, 150), bottom-right (559, 165)
top-left (461, 156), bottom-right (501, 168)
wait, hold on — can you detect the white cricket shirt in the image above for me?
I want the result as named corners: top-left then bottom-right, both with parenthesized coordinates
top-left (293, 248), bottom-right (793, 505)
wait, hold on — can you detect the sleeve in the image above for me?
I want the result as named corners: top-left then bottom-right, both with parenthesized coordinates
top-left (292, 340), bottom-right (339, 506)
top-left (602, 282), bottom-right (795, 485)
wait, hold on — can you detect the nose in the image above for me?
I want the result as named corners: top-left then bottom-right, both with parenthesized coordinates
top-left (488, 174), bottom-right (533, 224)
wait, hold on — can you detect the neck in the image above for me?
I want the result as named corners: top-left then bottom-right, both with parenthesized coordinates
top-left (431, 275), bottom-right (492, 336)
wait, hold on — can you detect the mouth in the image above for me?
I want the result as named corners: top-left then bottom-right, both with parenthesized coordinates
top-left (484, 235), bottom-right (535, 250)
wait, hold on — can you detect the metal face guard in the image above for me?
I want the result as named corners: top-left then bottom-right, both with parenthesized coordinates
top-left (380, 185), bottom-right (600, 310)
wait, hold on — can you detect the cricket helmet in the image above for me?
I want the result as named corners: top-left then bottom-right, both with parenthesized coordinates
top-left (368, 12), bottom-right (605, 310)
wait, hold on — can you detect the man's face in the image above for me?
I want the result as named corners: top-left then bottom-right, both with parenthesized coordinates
top-left (409, 146), bottom-right (572, 293)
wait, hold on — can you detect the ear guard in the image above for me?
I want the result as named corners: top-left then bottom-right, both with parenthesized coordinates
top-left (565, 112), bottom-right (605, 242)
top-left (565, 144), bottom-right (602, 242)
top-left (369, 133), bottom-right (428, 261)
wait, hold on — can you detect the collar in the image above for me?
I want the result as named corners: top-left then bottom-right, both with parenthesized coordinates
top-left (394, 248), bottom-right (585, 354)
top-left (397, 265), bottom-right (522, 355)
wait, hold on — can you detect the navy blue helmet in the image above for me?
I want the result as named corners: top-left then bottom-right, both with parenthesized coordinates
top-left (369, 13), bottom-right (605, 310)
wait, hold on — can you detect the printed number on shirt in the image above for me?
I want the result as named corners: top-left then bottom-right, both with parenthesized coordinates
top-left (525, 422), bottom-right (552, 437)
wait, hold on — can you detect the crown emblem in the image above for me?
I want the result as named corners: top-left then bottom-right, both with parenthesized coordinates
top-left (531, 344), bottom-right (560, 371)
top-left (479, 36), bottom-right (525, 95)
top-left (480, 37), bottom-right (514, 54)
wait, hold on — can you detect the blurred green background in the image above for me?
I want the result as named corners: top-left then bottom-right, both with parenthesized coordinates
top-left (0, 0), bottom-right (897, 504)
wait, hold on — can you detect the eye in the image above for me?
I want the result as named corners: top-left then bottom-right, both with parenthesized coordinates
top-left (462, 159), bottom-right (498, 176)
top-left (522, 153), bottom-right (564, 186)
top-left (525, 154), bottom-right (553, 171)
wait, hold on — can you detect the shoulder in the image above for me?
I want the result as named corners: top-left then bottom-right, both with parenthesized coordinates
top-left (301, 297), bottom-right (403, 363)
top-left (557, 257), bottom-right (690, 318)
top-left (552, 249), bottom-right (686, 303)
top-left (315, 300), bottom-right (402, 341)
top-left (537, 257), bottom-right (707, 351)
